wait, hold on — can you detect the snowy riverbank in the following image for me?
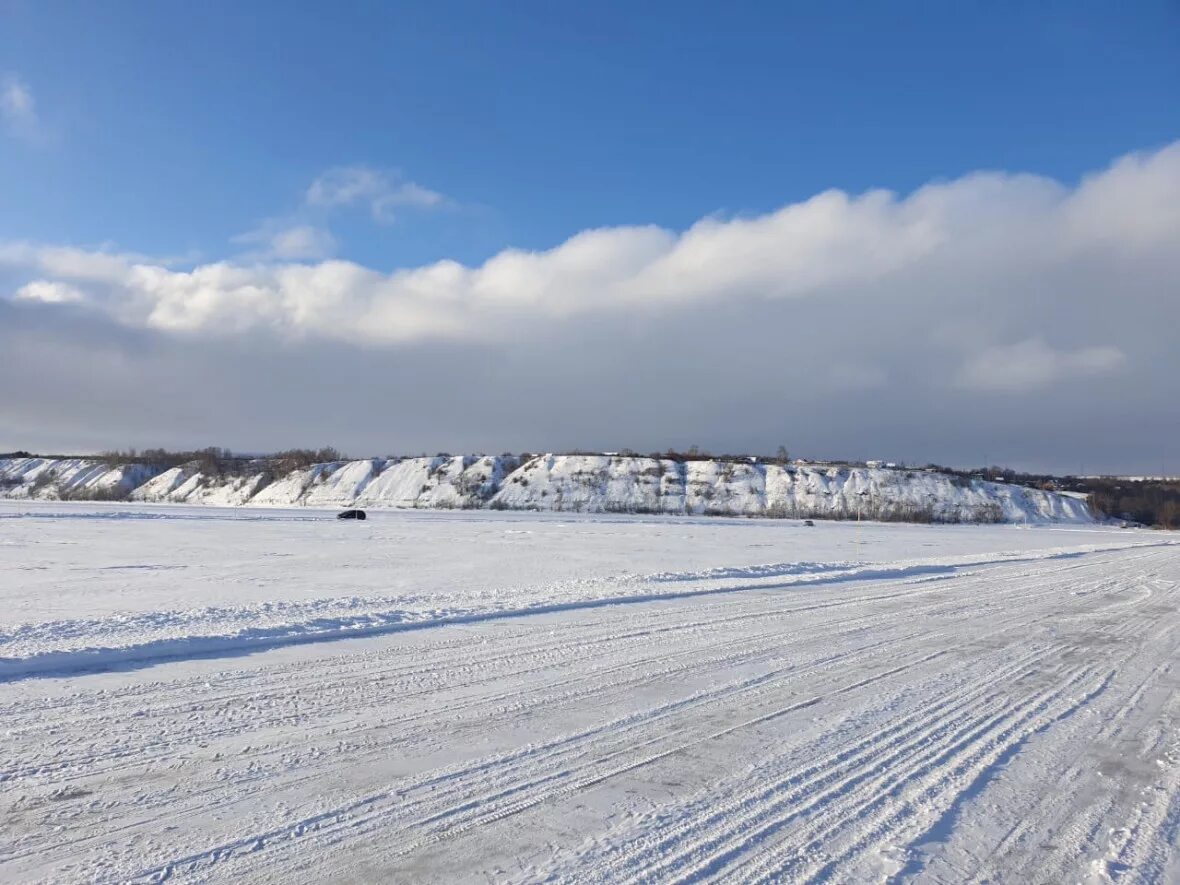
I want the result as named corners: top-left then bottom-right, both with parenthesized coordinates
top-left (0, 454), bottom-right (1095, 523)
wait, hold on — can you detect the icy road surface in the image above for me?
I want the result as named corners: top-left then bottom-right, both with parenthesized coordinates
top-left (2, 503), bottom-right (1179, 882)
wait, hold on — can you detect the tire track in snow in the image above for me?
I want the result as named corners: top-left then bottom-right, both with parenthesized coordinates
top-left (526, 553), bottom-right (1177, 883)
top-left (957, 609), bottom-right (1180, 884)
top-left (137, 550), bottom-right (1114, 883)
top-left (115, 554), bottom-right (1170, 881)
top-left (550, 646), bottom-right (1060, 884)
top-left (7, 548), bottom-right (1107, 788)
top-left (4, 544), bottom-right (1179, 883)
top-left (774, 668), bottom-right (1114, 883)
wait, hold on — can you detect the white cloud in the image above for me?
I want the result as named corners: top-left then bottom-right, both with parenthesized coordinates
top-left (5, 142), bottom-right (1180, 470)
top-left (1, 75), bottom-right (41, 142)
top-left (956, 338), bottom-right (1126, 393)
top-left (2, 141), bottom-right (1178, 375)
top-left (231, 223), bottom-right (337, 261)
top-left (13, 280), bottom-right (85, 304)
top-left (306, 165), bottom-right (446, 222)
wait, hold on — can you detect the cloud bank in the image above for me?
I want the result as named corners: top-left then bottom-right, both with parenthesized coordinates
top-left (2, 142), bottom-right (1178, 471)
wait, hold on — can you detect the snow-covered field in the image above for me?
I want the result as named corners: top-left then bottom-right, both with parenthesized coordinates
top-left (2, 502), bottom-right (1179, 882)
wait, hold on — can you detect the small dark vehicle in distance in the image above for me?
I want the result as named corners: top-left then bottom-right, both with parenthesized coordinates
top-left (337, 509), bottom-right (367, 520)
top-left (803, 519), bottom-right (815, 526)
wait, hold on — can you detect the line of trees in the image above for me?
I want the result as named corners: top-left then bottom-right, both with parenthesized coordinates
top-left (96, 447), bottom-right (343, 477)
top-left (925, 464), bottom-right (1179, 528)
top-left (1082, 479), bottom-right (1180, 529)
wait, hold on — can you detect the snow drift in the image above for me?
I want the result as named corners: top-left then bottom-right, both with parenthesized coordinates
top-left (0, 454), bottom-right (1094, 523)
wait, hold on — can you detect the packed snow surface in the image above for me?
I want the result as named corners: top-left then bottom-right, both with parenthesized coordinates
top-left (0, 454), bottom-right (1094, 524)
top-left (2, 502), bottom-right (1177, 882)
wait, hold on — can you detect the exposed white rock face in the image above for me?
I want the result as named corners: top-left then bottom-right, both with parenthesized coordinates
top-left (484, 456), bottom-right (1090, 523)
top-left (0, 454), bottom-right (1094, 524)
top-left (131, 467), bottom-right (271, 506)
top-left (0, 457), bottom-right (158, 501)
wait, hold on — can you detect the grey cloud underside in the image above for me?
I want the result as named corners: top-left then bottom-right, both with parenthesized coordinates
top-left (1, 143), bottom-right (1178, 472)
top-left (0, 293), bottom-right (1173, 474)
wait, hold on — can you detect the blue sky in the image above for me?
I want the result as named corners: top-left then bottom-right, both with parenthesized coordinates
top-left (3, 1), bottom-right (1177, 268)
top-left (1, 2), bottom-right (1179, 471)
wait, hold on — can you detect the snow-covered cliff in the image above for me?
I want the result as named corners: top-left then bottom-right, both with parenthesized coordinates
top-left (484, 455), bottom-right (1090, 523)
top-left (0, 454), bottom-right (1094, 524)
top-left (0, 457), bottom-right (159, 501)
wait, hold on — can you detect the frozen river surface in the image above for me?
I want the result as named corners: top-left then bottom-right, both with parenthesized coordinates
top-left (2, 503), bottom-right (1178, 882)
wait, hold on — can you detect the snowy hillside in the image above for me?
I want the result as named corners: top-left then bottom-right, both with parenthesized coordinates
top-left (0, 454), bottom-right (1094, 523)
top-left (0, 457), bottom-right (159, 502)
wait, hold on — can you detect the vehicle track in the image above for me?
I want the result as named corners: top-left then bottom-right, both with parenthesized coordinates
top-left (2, 543), bottom-right (1178, 883)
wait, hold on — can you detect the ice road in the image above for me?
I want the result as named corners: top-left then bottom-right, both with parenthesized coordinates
top-left (2, 503), bottom-right (1179, 882)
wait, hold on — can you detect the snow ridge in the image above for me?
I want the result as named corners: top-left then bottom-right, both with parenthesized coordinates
top-left (0, 454), bottom-right (1094, 524)
top-left (1, 542), bottom-right (1157, 681)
